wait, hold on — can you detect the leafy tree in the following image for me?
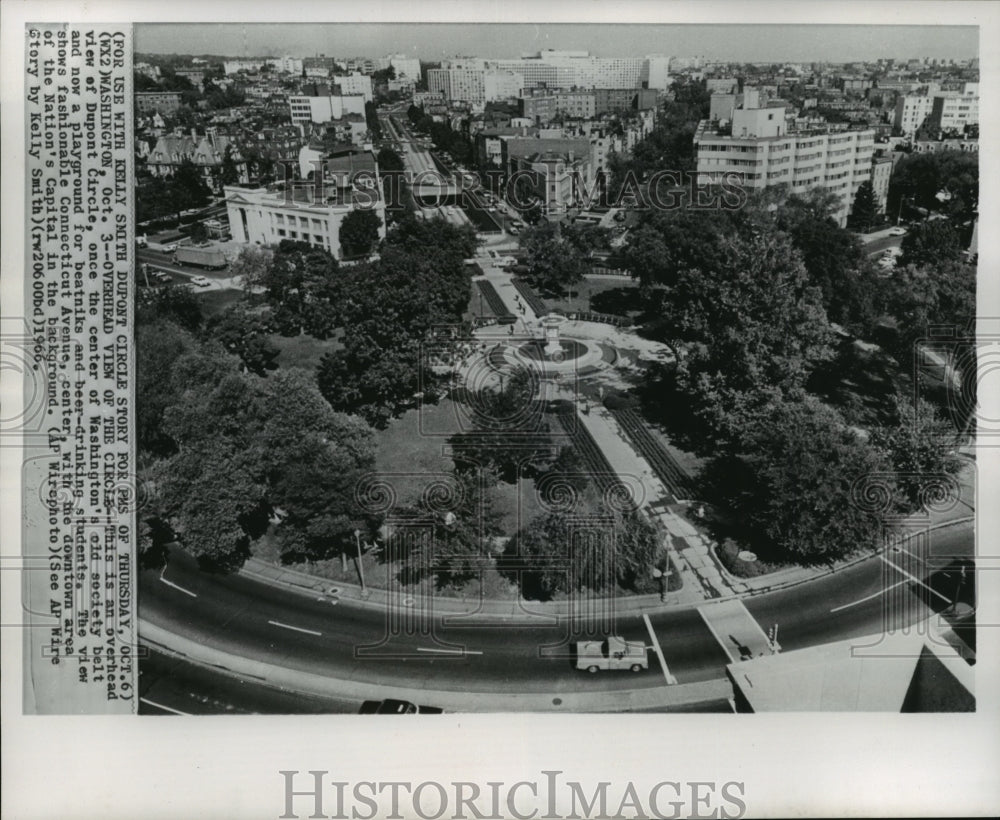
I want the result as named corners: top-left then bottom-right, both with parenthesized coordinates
top-left (188, 221), bottom-right (208, 244)
top-left (899, 219), bottom-right (961, 269)
top-left (171, 157), bottom-right (212, 212)
top-left (220, 144), bottom-right (240, 185)
top-left (314, 216), bottom-right (475, 425)
top-left (659, 230), bottom-right (834, 392)
top-left (228, 245), bottom-right (274, 301)
top-left (518, 221), bottom-right (589, 294)
top-left (154, 358), bottom-right (375, 569)
top-left (136, 319), bottom-right (196, 456)
top-left (623, 208), bottom-right (730, 292)
top-left (261, 240), bottom-right (339, 337)
top-left (137, 283), bottom-right (203, 332)
top-left (701, 396), bottom-right (894, 563)
top-left (339, 208), bottom-right (382, 257)
top-left (774, 191), bottom-right (873, 330)
top-left (508, 505), bottom-right (660, 598)
top-left (207, 306), bottom-right (279, 375)
top-left (376, 146), bottom-right (405, 174)
top-left (450, 368), bottom-right (554, 482)
top-left (888, 150), bottom-right (979, 220)
top-left (869, 397), bottom-right (963, 512)
top-left (848, 180), bottom-right (879, 233)
top-left (396, 467), bottom-right (504, 586)
top-left (880, 257), bottom-right (974, 368)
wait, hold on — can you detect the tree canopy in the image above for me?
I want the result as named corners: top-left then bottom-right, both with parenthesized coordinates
top-left (338, 208), bottom-right (382, 258)
top-left (701, 396), bottom-right (893, 563)
top-left (518, 221), bottom-right (589, 294)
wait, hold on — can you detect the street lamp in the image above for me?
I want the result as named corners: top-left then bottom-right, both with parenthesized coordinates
top-left (353, 528), bottom-right (366, 594)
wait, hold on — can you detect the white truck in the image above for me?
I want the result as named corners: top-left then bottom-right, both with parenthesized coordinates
top-left (174, 245), bottom-right (227, 270)
top-left (576, 636), bottom-right (648, 673)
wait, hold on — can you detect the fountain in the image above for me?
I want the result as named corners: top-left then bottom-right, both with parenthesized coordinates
top-left (539, 313), bottom-right (568, 357)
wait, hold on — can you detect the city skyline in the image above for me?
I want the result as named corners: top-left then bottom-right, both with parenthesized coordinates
top-left (135, 23), bottom-right (978, 63)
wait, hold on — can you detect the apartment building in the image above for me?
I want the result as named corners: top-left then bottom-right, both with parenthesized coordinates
top-left (694, 105), bottom-right (876, 226)
top-left (520, 89), bottom-right (596, 124)
top-left (927, 93), bottom-right (979, 134)
top-left (642, 55), bottom-right (672, 90)
top-left (288, 84), bottom-right (367, 126)
top-left (438, 51), bottom-right (662, 93)
top-left (870, 156), bottom-right (893, 213)
top-left (334, 72), bottom-right (374, 103)
top-left (223, 59), bottom-right (264, 75)
top-left (135, 91), bottom-right (182, 115)
top-left (382, 54), bottom-right (421, 80)
top-left (267, 56), bottom-right (304, 74)
top-left (894, 82), bottom-right (979, 137)
top-left (224, 148), bottom-right (385, 259)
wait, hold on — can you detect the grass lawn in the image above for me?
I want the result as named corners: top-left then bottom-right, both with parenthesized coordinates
top-left (374, 399), bottom-right (556, 532)
top-left (465, 281), bottom-right (497, 323)
top-left (269, 332), bottom-right (344, 372)
top-left (196, 288), bottom-right (245, 319)
top-left (373, 399), bottom-right (461, 507)
top-left (545, 279), bottom-right (642, 317)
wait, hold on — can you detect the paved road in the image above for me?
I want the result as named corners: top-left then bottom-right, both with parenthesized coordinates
top-left (140, 522), bottom-right (974, 711)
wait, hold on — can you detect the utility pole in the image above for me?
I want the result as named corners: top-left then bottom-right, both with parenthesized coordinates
top-left (354, 529), bottom-right (366, 593)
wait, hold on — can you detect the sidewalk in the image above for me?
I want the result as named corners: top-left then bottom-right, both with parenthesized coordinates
top-left (571, 400), bottom-right (732, 601)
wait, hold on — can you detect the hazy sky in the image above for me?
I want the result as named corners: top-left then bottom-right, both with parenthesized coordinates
top-left (135, 23), bottom-right (977, 63)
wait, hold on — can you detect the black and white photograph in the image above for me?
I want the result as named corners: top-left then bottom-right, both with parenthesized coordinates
top-left (2, 2), bottom-right (999, 818)
top-left (130, 19), bottom-right (980, 717)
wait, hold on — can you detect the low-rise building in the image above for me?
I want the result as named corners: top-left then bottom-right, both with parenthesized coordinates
top-left (146, 130), bottom-right (249, 191)
top-left (135, 91), bottom-right (182, 115)
top-left (224, 146), bottom-right (385, 259)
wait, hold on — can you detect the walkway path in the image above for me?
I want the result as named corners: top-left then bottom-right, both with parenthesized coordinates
top-left (569, 397), bottom-right (732, 601)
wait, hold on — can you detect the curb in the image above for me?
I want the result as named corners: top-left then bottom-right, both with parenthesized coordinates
top-left (240, 516), bottom-right (974, 619)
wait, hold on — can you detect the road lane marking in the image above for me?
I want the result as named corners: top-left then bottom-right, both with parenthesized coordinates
top-left (879, 554), bottom-right (952, 605)
top-left (642, 613), bottom-right (678, 685)
top-left (159, 572), bottom-right (197, 598)
top-left (830, 580), bottom-right (908, 613)
top-left (416, 647), bottom-right (483, 656)
top-left (140, 697), bottom-right (190, 715)
top-left (267, 620), bottom-right (322, 637)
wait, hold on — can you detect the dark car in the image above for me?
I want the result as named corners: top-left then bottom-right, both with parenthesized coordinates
top-left (359, 699), bottom-right (442, 714)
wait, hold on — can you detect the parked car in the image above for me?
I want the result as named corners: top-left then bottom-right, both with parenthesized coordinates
top-left (888, 227), bottom-right (907, 237)
top-left (359, 699), bottom-right (442, 714)
top-left (576, 636), bottom-right (648, 673)
top-left (149, 270), bottom-right (172, 285)
top-left (161, 243), bottom-right (178, 253)
top-left (189, 275), bottom-right (212, 288)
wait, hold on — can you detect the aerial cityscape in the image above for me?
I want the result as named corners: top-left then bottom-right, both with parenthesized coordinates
top-left (133, 24), bottom-right (978, 715)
